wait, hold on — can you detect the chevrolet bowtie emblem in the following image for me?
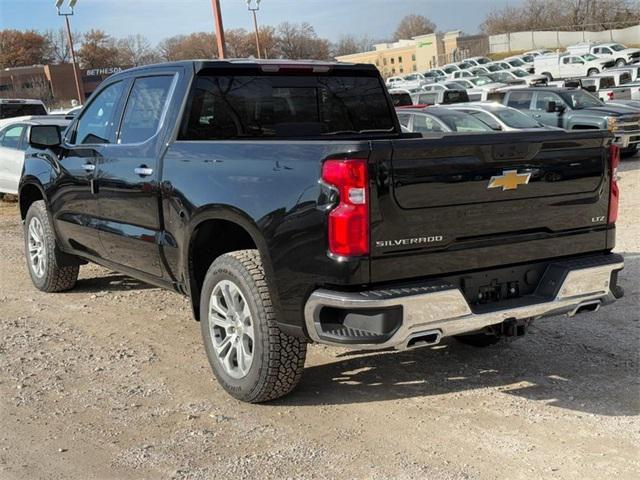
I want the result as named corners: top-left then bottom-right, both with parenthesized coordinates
top-left (488, 170), bottom-right (531, 191)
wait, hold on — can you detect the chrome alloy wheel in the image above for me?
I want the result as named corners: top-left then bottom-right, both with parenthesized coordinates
top-left (28, 217), bottom-right (46, 278)
top-left (208, 279), bottom-right (255, 379)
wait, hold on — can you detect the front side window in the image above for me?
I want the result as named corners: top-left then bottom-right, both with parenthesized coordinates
top-left (74, 81), bottom-right (125, 144)
top-left (119, 76), bottom-right (173, 144)
top-left (0, 125), bottom-right (25, 149)
top-left (180, 74), bottom-right (396, 139)
top-left (533, 91), bottom-right (565, 110)
top-left (494, 108), bottom-right (542, 128)
top-left (563, 90), bottom-right (602, 109)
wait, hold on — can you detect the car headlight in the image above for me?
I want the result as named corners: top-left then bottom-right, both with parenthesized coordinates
top-left (607, 117), bottom-right (618, 132)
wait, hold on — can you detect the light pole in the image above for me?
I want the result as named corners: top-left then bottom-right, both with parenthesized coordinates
top-left (55, 0), bottom-right (84, 103)
top-left (210, 0), bottom-right (226, 58)
top-left (246, 0), bottom-right (262, 59)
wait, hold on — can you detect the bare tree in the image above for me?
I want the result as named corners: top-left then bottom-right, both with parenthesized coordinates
top-left (276, 22), bottom-right (331, 60)
top-left (393, 14), bottom-right (437, 41)
top-left (44, 28), bottom-right (82, 64)
top-left (225, 28), bottom-right (254, 58)
top-left (117, 34), bottom-right (160, 66)
top-left (332, 35), bottom-right (375, 57)
top-left (481, 0), bottom-right (640, 34)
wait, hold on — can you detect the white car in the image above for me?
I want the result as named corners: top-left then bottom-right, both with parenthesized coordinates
top-left (534, 52), bottom-right (613, 80)
top-left (524, 49), bottom-right (553, 57)
top-left (465, 56), bottom-right (492, 66)
top-left (568, 42), bottom-right (640, 66)
top-left (503, 56), bottom-right (534, 73)
top-left (0, 116), bottom-right (70, 195)
top-left (487, 68), bottom-right (547, 86)
top-left (0, 99), bottom-right (48, 127)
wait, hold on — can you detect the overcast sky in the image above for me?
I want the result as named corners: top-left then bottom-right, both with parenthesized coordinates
top-left (1, 0), bottom-right (525, 44)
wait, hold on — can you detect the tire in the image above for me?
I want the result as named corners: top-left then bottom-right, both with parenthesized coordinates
top-left (542, 72), bottom-right (553, 81)
top-left (615, 58), bottom-right (626, 67)
top-left (24, 200), bottom-right (79, 292)
top-left (454, 332), bottom-right (502, 347)
top-left (587, 68), bottom-right (599, 77)
top-left (199, 249), bottom-right (307, 403)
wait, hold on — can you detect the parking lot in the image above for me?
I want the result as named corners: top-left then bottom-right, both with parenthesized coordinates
top-left (0, 156), bottom-right (638, 480)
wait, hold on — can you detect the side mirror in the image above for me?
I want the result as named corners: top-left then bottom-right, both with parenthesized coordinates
top-left (29, 125), bottom-right (61, 148)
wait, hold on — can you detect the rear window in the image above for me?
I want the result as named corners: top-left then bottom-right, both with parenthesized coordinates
top-left (180, 73), bottom-right (395, 139)
top-left (391, 93), bottom-right (413, 106)
top-left (600, 77), bottom-right (616, 88)
top-left (442, 90), bottom-right (469, 104)
top-left (0, 103), bottom-right (47, 119)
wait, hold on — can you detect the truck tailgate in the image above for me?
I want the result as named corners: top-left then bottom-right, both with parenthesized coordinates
top-left (369, 130), bottom-right (613, 283)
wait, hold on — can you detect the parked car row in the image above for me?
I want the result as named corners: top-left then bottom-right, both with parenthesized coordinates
top-left (396, 84), bottom-right (640, 156)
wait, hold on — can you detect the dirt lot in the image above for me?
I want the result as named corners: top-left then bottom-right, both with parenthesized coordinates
top-left (1, 160), bottom-right (639, 480)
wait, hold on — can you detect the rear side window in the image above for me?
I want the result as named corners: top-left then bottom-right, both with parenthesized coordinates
top-left (0, 103), bottom-right (46, 119)
top-left (180, 74), bottom-right (395, 139)
top-left (507, 91), bottom-right (533, 109)
top-left (119, 76), bottom-right (173, 144)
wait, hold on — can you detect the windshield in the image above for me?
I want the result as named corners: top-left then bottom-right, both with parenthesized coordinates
top-left (562, 90), bottom-right (603, 109)
top-left (582, 53), bottom-right (598, 61)
top-left (458, 62), bottom-right (472, 69)
top-left (610, 44), bottom-right (626, 52)
top-left (476, 57), bottom-right (491, 64)
top-left (444, 82), bottom-right (466, 90)
top-left (511, 69), bottom-right (529, 78)
top-left (508, 59), bottom-right (525, 66)
top-left (443, 65), bottom-right (459, 73)
top-left (486, 64), bottom-right (503, 72)
top-left (436, 111), bottom-right (493, 132)
top-left (521, 55), bottom-right (535, 63)
top-left (470, 76), bottom-right (493, 86)
top-left (493, 108), bottom-right (542, 128)
top-left (0, 103), bottom-right (47, 119)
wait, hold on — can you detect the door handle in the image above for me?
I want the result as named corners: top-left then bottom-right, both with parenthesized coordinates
top-left (82, 163), bottom-right (95, 172)
top-left (134, 166), bottom-right (154, 177)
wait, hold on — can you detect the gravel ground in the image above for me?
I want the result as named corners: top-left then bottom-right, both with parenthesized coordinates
top-left (0, 159), bottom-right (639, 480)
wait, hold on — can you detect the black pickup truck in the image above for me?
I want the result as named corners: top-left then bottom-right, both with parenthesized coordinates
top-left (20, 60), bottom-right (624, 402)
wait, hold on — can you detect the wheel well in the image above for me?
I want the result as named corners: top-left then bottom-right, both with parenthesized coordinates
top-left (189, 219), bottom-right (257, 320)
top-left (19, 184), bottom-right (44, 220)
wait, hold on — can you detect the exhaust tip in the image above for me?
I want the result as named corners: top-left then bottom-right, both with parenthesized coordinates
top-left (569, 301), bottom-right (601, 317)
top-left (405, 330), bottom-right (442, 349)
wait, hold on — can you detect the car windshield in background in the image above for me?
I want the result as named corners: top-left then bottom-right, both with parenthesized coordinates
top-left (509, 59), bottom-right (525, 66)
top-left (180, 74), bottom-right (396, 139)
top-left (436, 111), bottom-right (493, 132)
top-left (562, 90), bottom-right (603, 109)
top-left (511, 69), bottom-right (529, 78)
top-left (521, 55), bottom-right (535, 62)
top-left (582, 54), bottom-right (598, 61)
top-left (470, 76), bottom-right (492, 86)
top-left (486, 65), bottom-right (503, 72)
top-left (493, 108), bottom-right (542, 128)
top-left (443, 66), bottom-right (458, 73)
top-left (610, 44), bottom-right (626, 52)
top-left (476, 58), bottom-right (491, 64)
top-left (0, 103), bottom-right (47, 119)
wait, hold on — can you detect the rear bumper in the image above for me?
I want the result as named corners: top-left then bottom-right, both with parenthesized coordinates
top-left (304, 253), bottom-right (624, 350)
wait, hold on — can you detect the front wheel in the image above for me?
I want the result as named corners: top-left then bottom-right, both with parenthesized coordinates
top-left (24, 200), bottom-right (79, 292)
top-left (615, 58), bottom-right (626, 67)
top-left (200, 249), bottom-right (307, 403)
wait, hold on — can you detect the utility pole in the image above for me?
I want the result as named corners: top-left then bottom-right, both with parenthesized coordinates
top-left (55, 0), bottom-right (84, 103)
top-left (210, 0), bottom-right (226, 58)
top-left (246, 0), bottom-right (262, 59)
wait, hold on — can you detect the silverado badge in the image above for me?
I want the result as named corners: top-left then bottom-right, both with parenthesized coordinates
top-left (488, 170), bottom-right (531, 191)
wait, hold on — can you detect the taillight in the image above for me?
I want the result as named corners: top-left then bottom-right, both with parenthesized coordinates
top-left (608, 144), bottom-right (620, 224)
top-left (321, 159), bottom-right (369, 257)
top-left (607, 91), bottom-right (614, 100)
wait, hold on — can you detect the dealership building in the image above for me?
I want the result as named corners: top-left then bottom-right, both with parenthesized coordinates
top-left (0, 63), bottom-right (126, 105)
top-left (335, 30), bottom-right (489, 77)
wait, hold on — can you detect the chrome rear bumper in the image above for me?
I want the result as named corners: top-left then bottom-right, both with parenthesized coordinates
top-left (304, 255), bottom-right (624, 350)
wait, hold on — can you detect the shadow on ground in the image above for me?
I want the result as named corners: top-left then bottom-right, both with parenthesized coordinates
top-left (73, 273), bottom-right (156, 293)
top-left (279, 253), bottom-right (639, 417)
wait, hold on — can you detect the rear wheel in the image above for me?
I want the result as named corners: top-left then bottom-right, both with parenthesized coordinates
top-left (24, 200), bottom-right (79, 292)
top-left (200, 249), bottom-right (307, 403)
top-left (587, 68), bottom-right (599, 77)
top-left (615, 58), bottom-right (626, 67)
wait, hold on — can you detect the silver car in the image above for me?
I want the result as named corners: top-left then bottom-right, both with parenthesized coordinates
top-left (0, 116), bottom-right (70, 194)
top-left (444, 103), bottom-right (556, 131)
